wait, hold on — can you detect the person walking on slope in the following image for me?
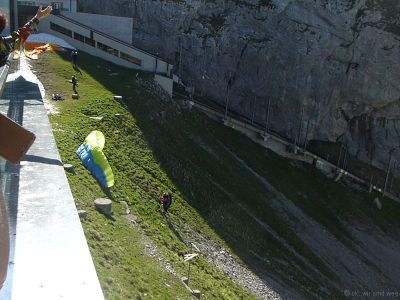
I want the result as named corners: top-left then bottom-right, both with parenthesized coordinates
top-left (160, 193), bottom-right (172, 214)
top-left (0, 5), bottom-right (53, 67)
top-left (71, 75), bottom-right (78, 94)
top-left (71, 50), bottom-right (78, 67)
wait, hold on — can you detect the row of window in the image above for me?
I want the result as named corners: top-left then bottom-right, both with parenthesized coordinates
top-left (50, 22), bottom-right (142, 66)
top-left (74, 32), bottom-right (96, 47)
top-left (50, 22), bottom-right (72, 38)
top-left (97, 42), bottom-right (119, 57)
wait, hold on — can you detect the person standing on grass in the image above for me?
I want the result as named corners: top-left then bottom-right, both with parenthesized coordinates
top-left (160, 193), bottom-right (172, 214)
top-left (71, 50), bottom-right (78, 67)
top-left (71, 75), bottom-right (78, 94)
top-left (0, 6), bottom-right (53, 67)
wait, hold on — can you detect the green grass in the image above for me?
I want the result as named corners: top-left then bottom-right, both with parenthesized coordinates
top-left (33, 51), bottom-right (256, 300)
top-left (31, 50), bottom-right (400, 299)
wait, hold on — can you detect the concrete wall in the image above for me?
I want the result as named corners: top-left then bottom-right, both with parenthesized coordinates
top-left (38, 14), bottom-right (173, 75)
top-left (61, 12), bottom-right (133, 44)
top-left (154, 74), bottom-right (173, 97)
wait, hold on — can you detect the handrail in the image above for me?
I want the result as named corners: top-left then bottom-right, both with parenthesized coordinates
top-left (174, 90), bottom-right (400, 203)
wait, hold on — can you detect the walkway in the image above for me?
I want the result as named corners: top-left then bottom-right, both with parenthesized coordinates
top-left (0, 56), bottom-right (104, 299)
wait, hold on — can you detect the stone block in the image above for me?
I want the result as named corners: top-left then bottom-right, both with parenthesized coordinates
top-left (78, 210), bottom-right (87, 219)
top-left (94, 198), bottom-right (112, 216)
top-left (192, 290), bottom-right (201, 298)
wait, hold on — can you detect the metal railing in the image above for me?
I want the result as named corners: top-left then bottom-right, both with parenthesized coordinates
top-left (173, 89), bottom-right (400, 203)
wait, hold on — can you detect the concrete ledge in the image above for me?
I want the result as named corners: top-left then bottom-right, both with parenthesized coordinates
top-left (0, 74), bottom-right (104, 299)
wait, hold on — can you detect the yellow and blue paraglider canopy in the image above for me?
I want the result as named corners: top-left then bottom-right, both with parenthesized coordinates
top-left (76, 130), bottom-right (114, 188)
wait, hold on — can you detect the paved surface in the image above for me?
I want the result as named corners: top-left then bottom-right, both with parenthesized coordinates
top-left (0, 68), bottom-right (104, 299)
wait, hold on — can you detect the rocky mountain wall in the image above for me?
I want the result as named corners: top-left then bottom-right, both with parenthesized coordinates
top-left (78, 0), bottom-right (400, 169)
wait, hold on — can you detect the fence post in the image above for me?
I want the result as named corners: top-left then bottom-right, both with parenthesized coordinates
top-left (383, 152), bottom-right (393, 198)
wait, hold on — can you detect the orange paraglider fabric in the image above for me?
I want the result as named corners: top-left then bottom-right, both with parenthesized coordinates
top-left (21, 42), bottom-right (65, 60)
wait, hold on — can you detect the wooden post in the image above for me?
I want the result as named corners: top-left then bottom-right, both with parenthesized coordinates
top-left (303, 119), bottom-right (310, 152)
top-left (390, 161), bottom-right (397, 193)
top-left (294, 105), bottom-right (304, 154)
top-left (369, 176), bottom-right (373, 193)
top-left (251, 95), bottom-right (257, 124)
top-left (224, 72), bottom-right (232, 121)
top-left (342, 146), bottom-right (348, 170)
top-left (263, 97), bottom-right (271, 137)
top-left (337, 145), bottom-right (343, 171)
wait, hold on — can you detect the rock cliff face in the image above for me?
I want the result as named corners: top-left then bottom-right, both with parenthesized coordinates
top-left (78, 0), bottom-right (400, 169)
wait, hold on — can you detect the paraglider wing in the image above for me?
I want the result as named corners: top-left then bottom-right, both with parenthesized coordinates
top-left (25, 33), bottom-right (76, 49)
top-left (24, 33), bottom-right (76, 59)
top-left (76, 131), bottom-right (114, 188)
top-left (84, 130), bottom-right (105, 151)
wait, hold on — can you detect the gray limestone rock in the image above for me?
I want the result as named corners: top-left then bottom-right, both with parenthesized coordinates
top-left (78, 0), bottom-right (400, 171)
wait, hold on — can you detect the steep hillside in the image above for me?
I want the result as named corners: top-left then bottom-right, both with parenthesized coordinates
top-left (77, 0), bottom-right (400, 172)
top-left (32, 51), bottom-right (400, 299)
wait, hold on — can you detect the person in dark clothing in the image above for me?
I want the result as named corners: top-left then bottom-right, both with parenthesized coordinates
top-left (71, 75), bottom-right (78, 94)
top-left (160, 193), bottom-right (172, 214)
top-left (0, 6), bottom-right (52, 67)
top-left (71, 50), bottom-right (78, 67)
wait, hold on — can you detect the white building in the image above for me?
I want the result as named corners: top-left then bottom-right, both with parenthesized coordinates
top-left (18, 0), bottom-right (174, 84)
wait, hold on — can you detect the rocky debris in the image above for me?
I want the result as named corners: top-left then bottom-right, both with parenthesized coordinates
top-left (106, 277), bottom-right (113, 284)
top-left (124, 213), bottom-right (138, 224)
top-left (124, 212), bottom-right (178, 276)
top-left (120, 201), bottom-right (130, 215)
top-left (180, 224), bottom-right (283, 300)
top-left (89, 116), bottom-right (104, 121)
top-left (136, 78), bottom-right (171, 102)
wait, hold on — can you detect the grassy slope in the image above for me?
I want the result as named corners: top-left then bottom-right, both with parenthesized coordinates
top-left (32, 51), bottom-right (255, 300)
top-left (32, 51), bottom-right (400, 299)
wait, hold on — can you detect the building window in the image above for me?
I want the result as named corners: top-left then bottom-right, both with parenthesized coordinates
top-left (120, 52), bottom-right (142, 66)
top-left (73, 32), bottom-right (85, 43)
top-left (84, 37), bottom-right (95, 47)
top-left (50, 22), bottom-right (72, 37)
top-left (97, 42), bottom-right (119, 57)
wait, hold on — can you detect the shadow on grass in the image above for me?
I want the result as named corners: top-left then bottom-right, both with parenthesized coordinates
top-left (51, 51), bottom-right (400, 299)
